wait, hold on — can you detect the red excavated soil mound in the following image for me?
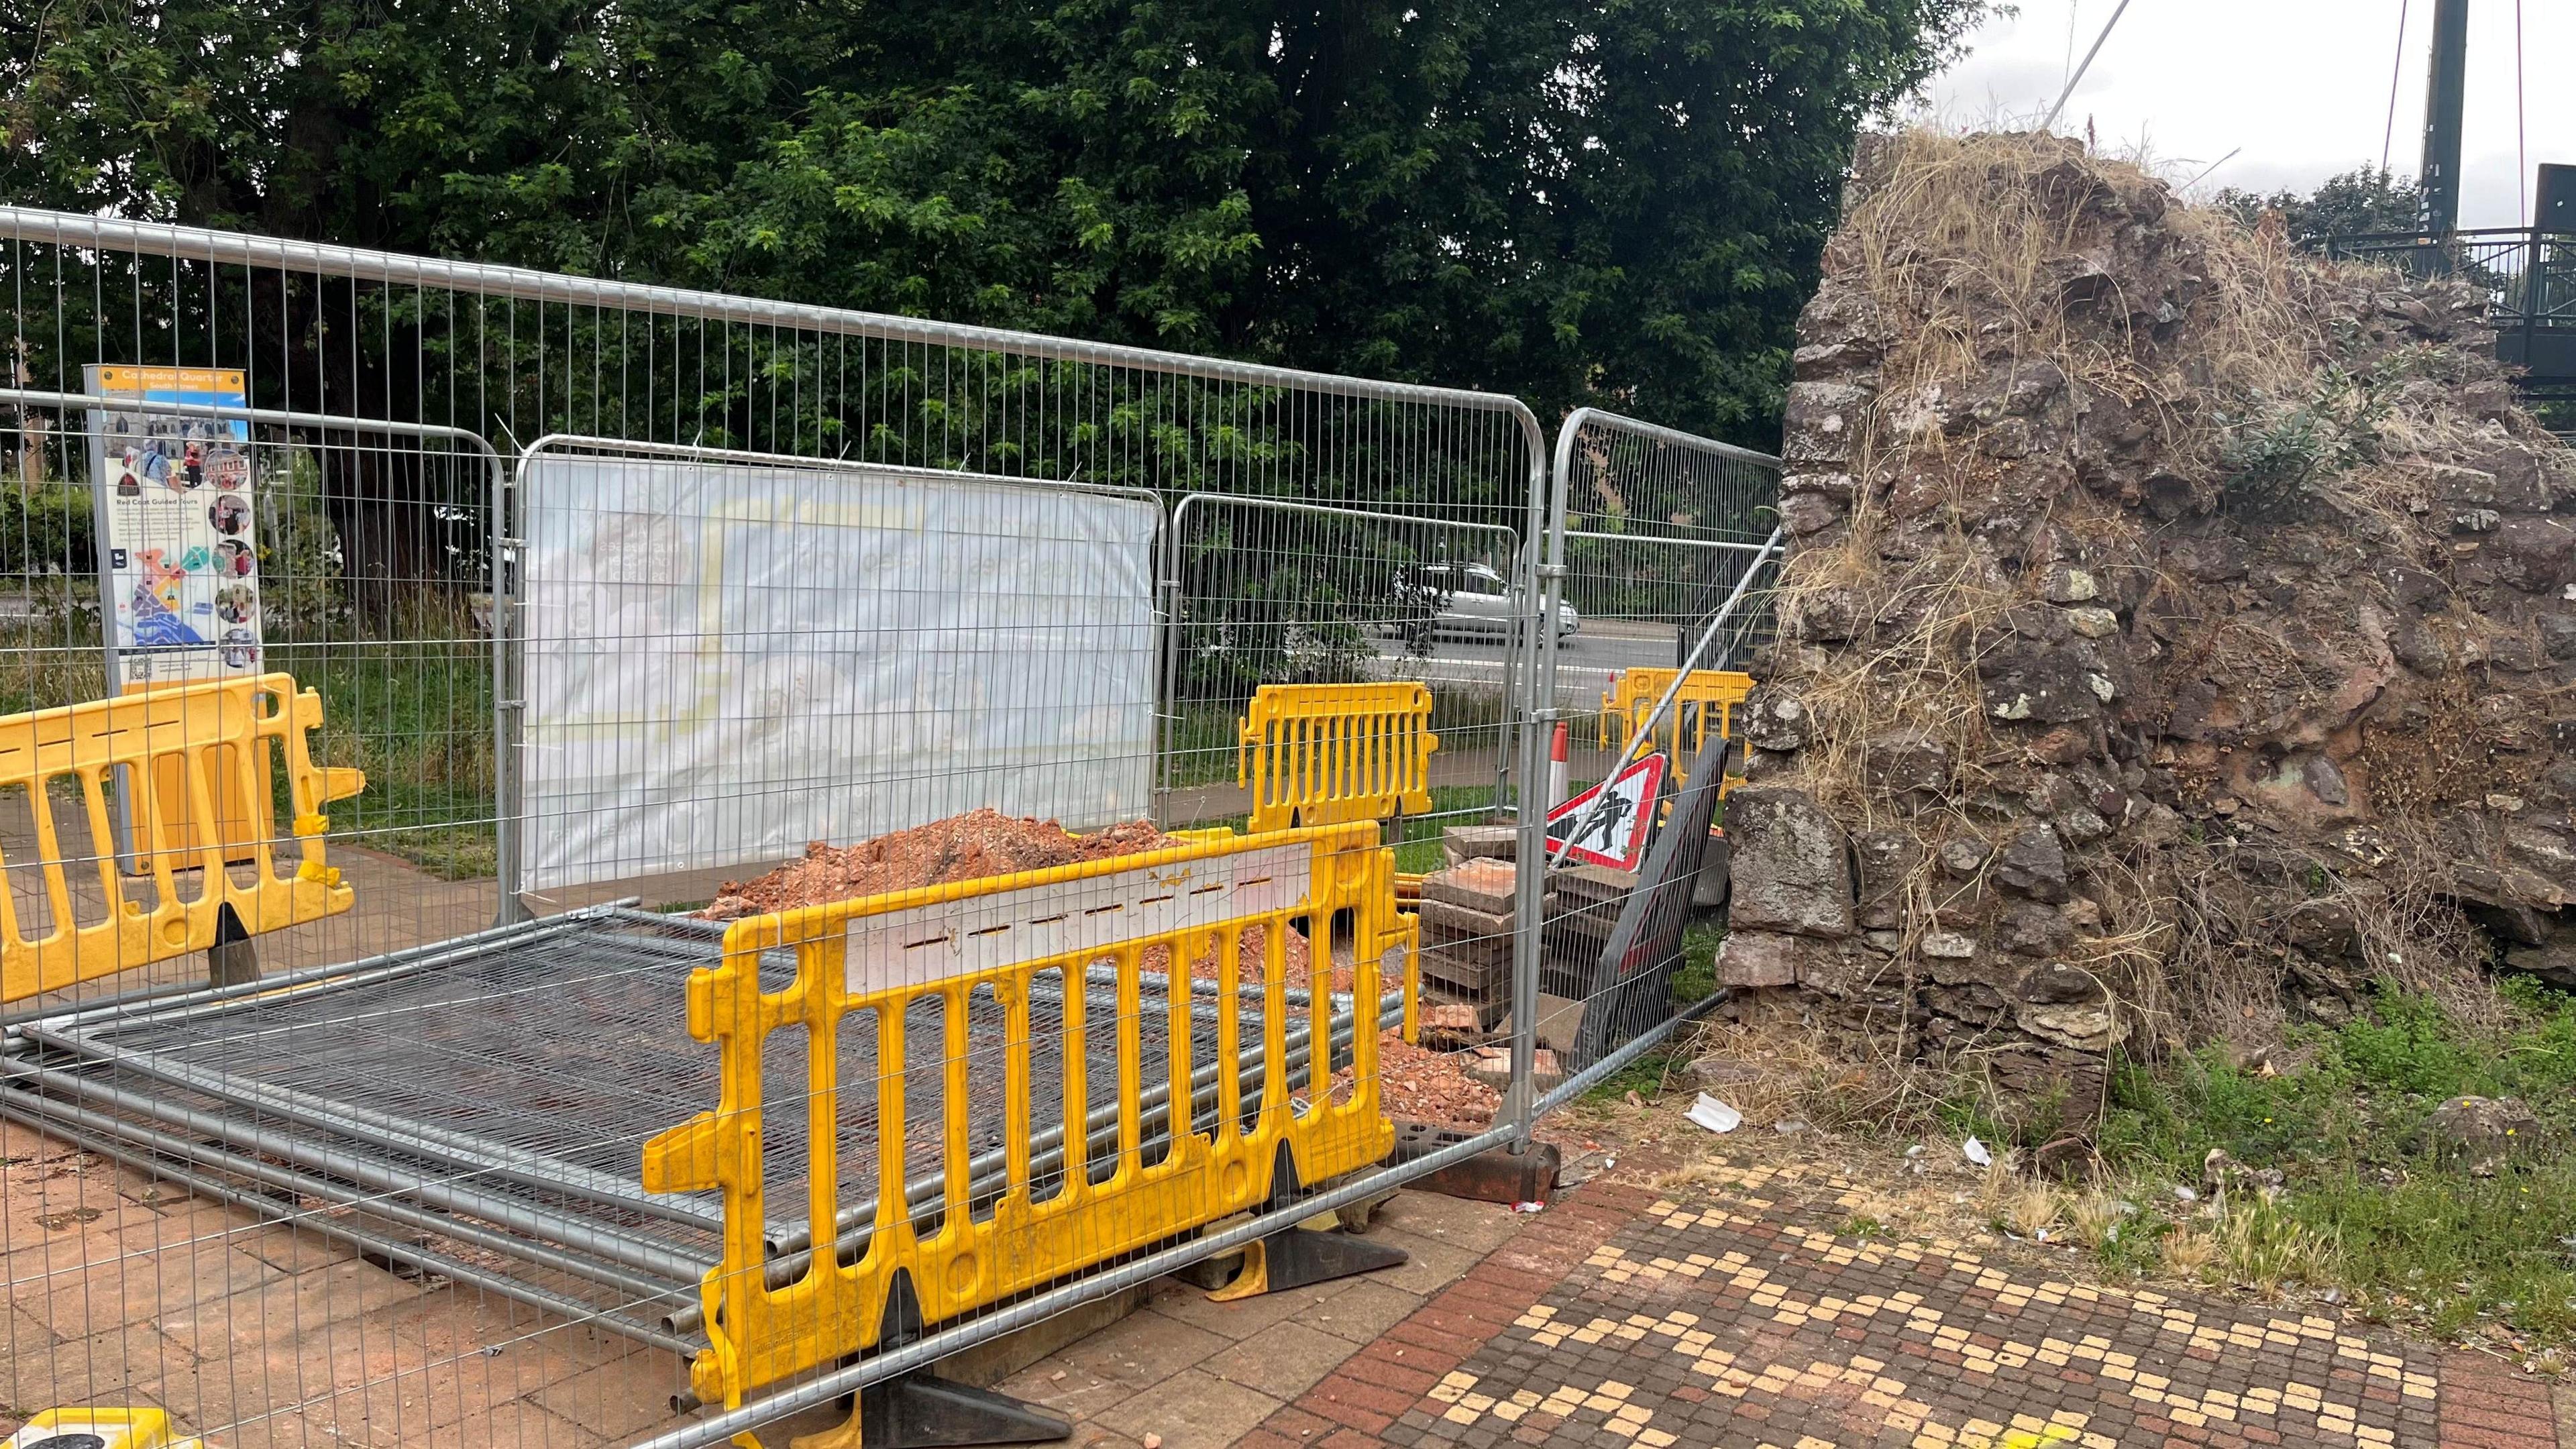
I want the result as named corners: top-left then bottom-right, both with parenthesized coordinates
top-left (700, 808), bottom-right (1176, 919)
top-left (1374, 1033), bottom-right (1500, 1130)
top-left (706, 807), bottom-right (1344, 985)
top-left (698, 808), bottom-right (1495, 1125)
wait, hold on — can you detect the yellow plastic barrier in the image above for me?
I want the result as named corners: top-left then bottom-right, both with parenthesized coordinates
top-left (1598, 667), bottom-right (1756, 788)
top-left (641, 823), bottom-right (1407, 1423)
top-left (0, 673), bottom-right (366, 1004)
top-left (2, 1408), bottom-right (201, 1449)
top-left (1237, 682), bottom-right (1439, 834)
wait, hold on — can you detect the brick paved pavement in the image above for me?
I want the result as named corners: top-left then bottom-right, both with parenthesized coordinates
top-left (1247, 1162), bottom-right (2563, 1449)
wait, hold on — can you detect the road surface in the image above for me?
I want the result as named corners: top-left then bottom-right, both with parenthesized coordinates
top-left (1376, 618), bottom-right (1690, 705)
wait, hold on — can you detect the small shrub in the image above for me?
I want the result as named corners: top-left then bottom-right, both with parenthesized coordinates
top-left (2067, 1189), bottom-right (2129, 1249)
top-left (2161, 1226), bottom-right (2219, 1279)
top-left (2218, 366), bottom-right (2390, 520)
top-left (2214, 1196), bottom-right (2340, 1295)
top-left (2092, 1213), bottom-right (2165, 1283)
top-left (1585, 1048), bottom-right (1682, 1104)
top-left (1671, 919), bottom-right (1723, 1007)
top-left (2337, 987), bottom-right (2490, 1098)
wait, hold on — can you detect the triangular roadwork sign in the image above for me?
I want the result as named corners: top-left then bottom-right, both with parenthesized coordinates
top-left (1544, 753), bottom-right (1668, 870)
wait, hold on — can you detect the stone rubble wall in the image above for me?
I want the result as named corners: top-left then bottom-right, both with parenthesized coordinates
top-left (1717, 131), bottom-right (2576, 1119)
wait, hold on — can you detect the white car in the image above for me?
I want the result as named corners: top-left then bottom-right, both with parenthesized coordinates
top-left (1399, 563), bottom-right (1579, 642)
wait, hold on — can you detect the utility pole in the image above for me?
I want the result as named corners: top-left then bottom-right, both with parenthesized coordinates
top-left (2421, 0), bottom-right (2469, 238)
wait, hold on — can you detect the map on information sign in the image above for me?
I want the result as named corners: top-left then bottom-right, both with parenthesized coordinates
top-left (1545, 752), bottom-right (1668, 871)
top-left (83, 364), bottom-right (264, 685)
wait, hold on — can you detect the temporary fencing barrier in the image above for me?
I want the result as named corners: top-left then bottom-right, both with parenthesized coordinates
top-left (507, 437), bottom-right (1169, 895)
top-left (1235, 682), bottom-right (1440, 833)
top-left (639, 824), bottom-right (1405, 1419)
top-left (1551, 407), bottom-right (1780, 673)
top-left (1596, 667), bottom-right (1758, 787)
top-left (1160, 492), bottom-right (1531, 834)
top-left (0, 672), bottom-right (364, 1004)
top-left (0, 203), bottom-right (1774, 1449)
top-left (623, 407), bottom-right (1777, 1449)
top-left (0, 204), bottom-right (1547, 916)
top-left (1501, 409), bottom-right (1782, 1135)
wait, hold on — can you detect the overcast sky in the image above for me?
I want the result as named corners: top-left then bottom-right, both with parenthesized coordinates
top-left (1919, 0), bottom-right (2573, 229)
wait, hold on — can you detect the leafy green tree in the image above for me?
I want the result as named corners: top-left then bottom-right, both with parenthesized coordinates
top-left (673, 0), bottom-right (1987, 447)
top-left (7, 0), bottom-right (1984, 449)
top-left (0, 0), bottom-right (842, 267)
top-left (2215, 166), bottom-right (2426, 252)
top-left (3, 0), bottom-right (826, 586)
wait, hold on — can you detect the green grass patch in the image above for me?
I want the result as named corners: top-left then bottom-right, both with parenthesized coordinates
top-left (1162, 704), bottom-right (1246, 791)
top-left (1585, 1046), bottom-right (1684, 1103)
top-left (1393, 835), bottom-right (1447, 875)
top-left (1674, 918), bottom-right (1723, 1008)
top-left (2102, 978), bottom-right (2576, 1345)
top-left (1393, 786), bottom-right (1499, 873)
top-left (272, 640), bottom-right (498, 881)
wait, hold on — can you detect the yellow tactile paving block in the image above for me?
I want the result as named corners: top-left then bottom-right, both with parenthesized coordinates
top-left (1489, 1173), bottom-right (2453, 1449)
top-left (1640, 1177), bottom-right (2451, 1445)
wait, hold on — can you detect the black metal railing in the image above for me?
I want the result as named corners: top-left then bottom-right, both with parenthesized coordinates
top-left (2326, 227), bottom-right (2576, 332)
top-left (2328, 227), bottom-right (2576, 435)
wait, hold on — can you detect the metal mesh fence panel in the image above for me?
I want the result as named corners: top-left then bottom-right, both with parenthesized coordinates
top-left (1159, 495), bottom-right (1531, 844)
top-left (0, 205), bottom-right (1558, 1449)
top-left (1556, 407), bottom-right (1778, 686)
top-left (1506, 409), bottom-right (1780, 1099)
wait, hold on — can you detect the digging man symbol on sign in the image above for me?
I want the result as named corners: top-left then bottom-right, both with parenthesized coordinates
top-left (1544, 752), bottom-right (1668, 871)
top-left (1561, 789), bottom-right (1631, 855)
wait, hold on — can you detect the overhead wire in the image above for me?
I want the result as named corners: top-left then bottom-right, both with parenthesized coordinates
top-left (2516, 0), bottom-right (2528, 227)
top-left (2065, 0), bottom-right (2082, 99)
top-left (2182, 147), bottom-right (2245, 196)
top-left (2383, 0), bottom-right (2411, 174)
top-left (2042, 0), bottom-right (2131, 133)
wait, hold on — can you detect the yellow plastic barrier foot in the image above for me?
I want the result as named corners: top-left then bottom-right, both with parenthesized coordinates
top-left (1208, 1157), bottom-right (1408, 1302)
top-left (3, 1408), bottom-right (201, 1449)
top-left (1209, 1218), bottom-right (1409, 1302)
top-left (786, 1275), bottom-right (1070, 1449)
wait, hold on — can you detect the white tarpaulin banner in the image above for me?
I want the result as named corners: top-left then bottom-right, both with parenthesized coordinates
top-left (517, 453), bottom-right (1159, 894)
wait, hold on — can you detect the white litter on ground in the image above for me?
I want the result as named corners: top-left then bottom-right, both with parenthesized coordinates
top-left (1686, 1093), bottom-right (1744, 1133)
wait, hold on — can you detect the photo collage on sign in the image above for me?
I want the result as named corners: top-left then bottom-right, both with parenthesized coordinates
top-left (86, 366), bottom-right (264, 682)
